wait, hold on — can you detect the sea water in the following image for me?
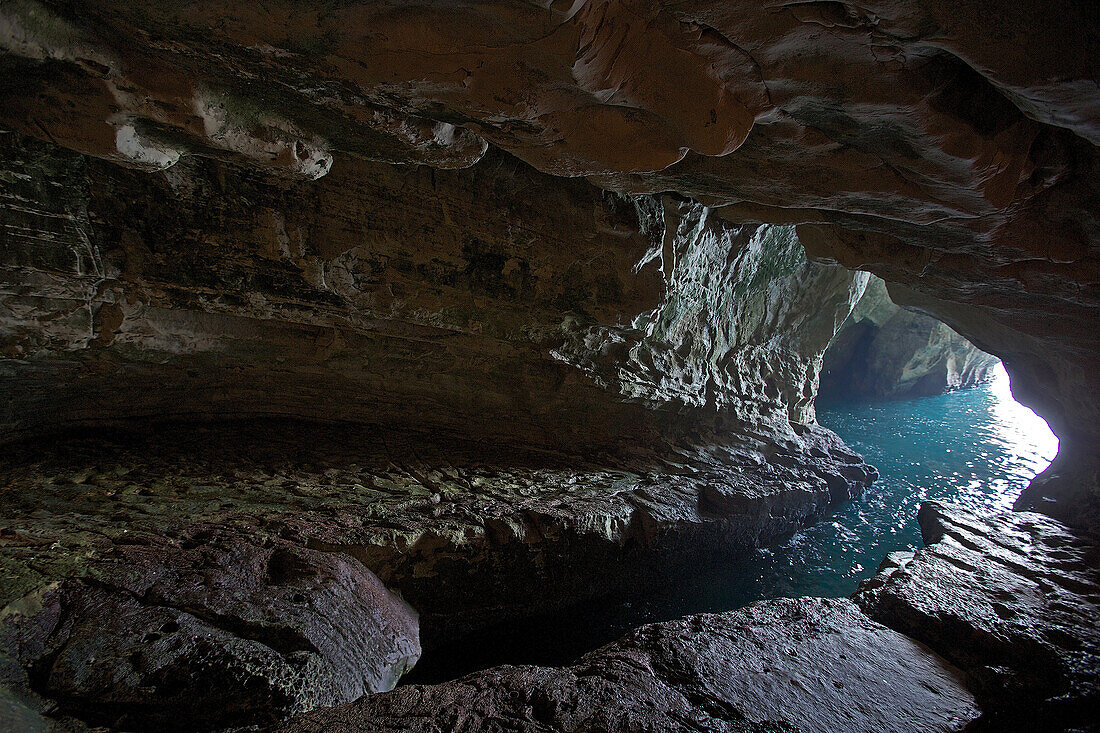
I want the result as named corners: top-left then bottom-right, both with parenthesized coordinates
top-left (404, 363), bottom-right (1058, 682)
top-left (726, 362), bottom-right (1058, 601)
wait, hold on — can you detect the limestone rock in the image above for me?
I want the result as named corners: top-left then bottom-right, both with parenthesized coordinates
top-left (856, 501), bottom-right (1100, 731)
top-left (0, 417), bottom-right (877, 729)
top-left (0, 530), bottom-right (420, 731)
top-left (279, 597), bottom-right (979, 733)
top-left (1, 1), bottom-right (1096, 528)
top-left (0, 132), bottom-right (866, 456)
top-left (820, 276), bottom-right (1000, 401)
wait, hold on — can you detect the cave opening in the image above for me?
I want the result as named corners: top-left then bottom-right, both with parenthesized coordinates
top-left (2, 1), bottom-right (1098, 726)
top-left (400, 306), bottom-right (1060, 685)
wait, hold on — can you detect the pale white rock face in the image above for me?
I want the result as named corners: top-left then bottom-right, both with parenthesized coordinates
top-left (113, 123), bottom-right (181, 171)
top-left (553, 200), bottom-right (869, 427)
top-left (820, 276), bottom-right (1000, 401)
top-left (193, 90), bottom-right (334, 180)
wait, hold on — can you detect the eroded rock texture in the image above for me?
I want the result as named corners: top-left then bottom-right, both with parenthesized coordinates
top-left (280, 597), bottom-right (979, 733)
top-left (0, 2), bottom-right (1098, 731)
top-left (0, 0), bottom-right (1097, 524)
top-left (820, 276), bottom-right (999, 401)
top-left (0, 132), bottom-right (866, 451)
top-left (0, 529), bottom-right (420, 731)
top-left (857, 502), bottom-right (1100, 732)
top-left (0, 420), bottom-right (872, 677)
top-left (0, 119), bottom-right (885, 729)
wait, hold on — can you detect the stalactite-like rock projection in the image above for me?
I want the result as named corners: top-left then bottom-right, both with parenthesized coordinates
top-left (0, 1), bottom-right (1097, 730)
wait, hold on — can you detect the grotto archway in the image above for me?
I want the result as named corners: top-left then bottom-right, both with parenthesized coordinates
top-left (1, 1), bottom-right (1097, 730)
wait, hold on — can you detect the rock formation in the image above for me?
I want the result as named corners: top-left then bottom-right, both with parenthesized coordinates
top-left (0, 132), bottom-right (867, 451)
top-left (0, 0), bottom-right (1098, 730)
top-left (0, 0), bottom-right (1096, 523)
top-left (279, 501), bottom-right (1099, 733)
top-left (856, 502), bottom-right (1100, 732)
top-left (0, 129), bottom-right (879, 727)
top-left (0, 533), bottom-right (421, 732)
top-left (280, 596), bottom-right (979, 733)
top-left (820, 276), bottom-right (999, 401)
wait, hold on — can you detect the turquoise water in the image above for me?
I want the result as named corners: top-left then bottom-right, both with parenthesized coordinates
top-left (732, 363), bottom-right (1059, 600)
top-left (406, 364), bottom-right (1059, 682)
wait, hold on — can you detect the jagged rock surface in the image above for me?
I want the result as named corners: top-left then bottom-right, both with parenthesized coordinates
top-left (279, 597), bottom-right (979, 733)
top-left (856, 502), bottom-right (1100, 731)
top-left (1, 0), bottom-right (1097, 523)
top-left (0, 123), bottom-right (883, 729)
top-left (820, 276), bottom-right (999, 401)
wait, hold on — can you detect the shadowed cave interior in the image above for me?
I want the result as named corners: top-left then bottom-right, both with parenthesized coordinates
top-left (1, 2), bottom-right (1098, 732)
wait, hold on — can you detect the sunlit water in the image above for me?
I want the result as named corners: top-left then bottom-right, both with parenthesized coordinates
top-left (728, 363), bottom-right (1059, 599)
top-left (404, 364), bottom-right (1059, 683)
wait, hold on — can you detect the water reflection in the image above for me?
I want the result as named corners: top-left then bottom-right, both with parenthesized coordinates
top-left (655, 364), bottom-right (1058, 606)
top-left (762, 362), bottom-right (1059, 597)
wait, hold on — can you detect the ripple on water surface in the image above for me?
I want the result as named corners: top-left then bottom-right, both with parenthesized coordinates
top-left (403, 364), bottom-right (1058, 682)
top-left (737, 362), bottom-right (1059, 601)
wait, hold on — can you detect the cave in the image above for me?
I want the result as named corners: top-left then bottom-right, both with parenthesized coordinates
top-left (1, 2), bottom-right (1097, 732)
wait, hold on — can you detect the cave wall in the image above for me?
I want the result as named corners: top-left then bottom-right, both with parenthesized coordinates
top-left (820, 275), bottom-right (999, 402)
top-left (0, 0), bottom-right (1097, 523)
top-left (0, 131), bottom-right (866, 454)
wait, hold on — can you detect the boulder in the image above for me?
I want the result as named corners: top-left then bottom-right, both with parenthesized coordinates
top-left (856, 502), bottom-right (1100, 731)
top-left (0, 532), bottom-right (420, 731)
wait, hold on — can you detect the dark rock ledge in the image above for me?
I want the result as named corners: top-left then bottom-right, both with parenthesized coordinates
top-left (3, 423), bottom-right (1095, 733)
top-left (0, 420), bottom-right (874, 731)
top-left (280, 597), bottom-right (978, 733)
top-left (856, 502), bottom-right (1100, 732)
top-left (277, 503), bottom-right (1099, 733)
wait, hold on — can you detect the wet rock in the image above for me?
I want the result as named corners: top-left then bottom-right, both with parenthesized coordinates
top-left (0, 421), bottom-right (874, 650)
top-left (821, 277), bottom-right (1000, 401)
top-left (0, 531), bottom-right (420, 731)
top-left (0, 128), bottom-right (882, 644)
top-left (856, 501), bottom-right (1100, 731)
top-left (280, 597), bottom-right (979, 733)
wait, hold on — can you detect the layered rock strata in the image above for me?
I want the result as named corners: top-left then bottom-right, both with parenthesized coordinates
top-left (856, 502), bottom-right (1100, 732)
top-left (0, 132), bottom-right (865, 450)
top-left (0, 117), bottom-right (887, 730)
top-left (280, 597), bottom-right (979, 733)
top-left (820, 276), bottom-right (999, 401)
top-left (1, 0), bottom-right (1097, 523)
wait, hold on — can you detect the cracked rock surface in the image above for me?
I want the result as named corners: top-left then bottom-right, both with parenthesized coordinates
top-left (1, 0), bottom-right (1097, 525)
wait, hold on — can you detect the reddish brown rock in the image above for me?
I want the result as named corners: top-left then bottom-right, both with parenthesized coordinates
top-left (279, 597), bottom-right (979, 733)
top-left (0, 0), bottom-right (1096, 523)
